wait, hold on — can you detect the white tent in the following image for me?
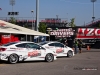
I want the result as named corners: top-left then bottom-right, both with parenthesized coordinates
top-left (0, 29), bottom-right (27, 34)
top-left (0, 20), bottom-right (49, 36)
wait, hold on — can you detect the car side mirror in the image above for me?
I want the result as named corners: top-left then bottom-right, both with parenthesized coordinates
top-left (65, 46), bottom-right (68, 48)
top-left (38, 46), bottom-right (45, 50)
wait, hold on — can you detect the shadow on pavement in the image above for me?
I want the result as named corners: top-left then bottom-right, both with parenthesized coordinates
top-left (0, 60), bottom-right (8, 64)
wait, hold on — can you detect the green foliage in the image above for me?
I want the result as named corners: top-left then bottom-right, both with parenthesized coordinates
top-left (56, 28), bottom-right (58, 30)
top-left (38, 22), bottom-right (47, 33)
top-left (24, 23), bottom-right (28, 28)
top-left (9, 17), bottom-right (16, 24)
top-left (99, 23), bottom-right (100, 28)
top-left (69, 18), bottom-right (76, 27)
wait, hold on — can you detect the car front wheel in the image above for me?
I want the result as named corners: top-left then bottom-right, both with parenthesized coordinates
top-left (67, 51), bottom-right (73, 58)
top-left (45, 53), bottom-right (54, 62)
top-left (8, 54), bottom-right (19, 64)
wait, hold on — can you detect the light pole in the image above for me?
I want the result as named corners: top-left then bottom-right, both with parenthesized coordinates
top-left (91, 0), bottom-right (96, 22)
top-left (56, 15), bottom-right (58, 23)
top-left (67, 13), bottom-right (68, 22)
top-left (56, 15), bottom-right (58, 19)
top-left (31, 10), bottom-right (34, 30)
top-left (47, 28), bottom-right (52, 41)
top-left (10, 0), bottom-right (15, 17)
top-left (10, 0), bottom-right (15, 12)
top-left (36, 0), bottom-right (39, 31)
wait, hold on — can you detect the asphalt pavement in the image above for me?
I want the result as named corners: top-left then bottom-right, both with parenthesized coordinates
top-left (0, 48), bottom-right (100, 75)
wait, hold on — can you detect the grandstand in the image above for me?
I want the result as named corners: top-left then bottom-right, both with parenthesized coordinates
top-left (85, 18), bottom-right (100, 27)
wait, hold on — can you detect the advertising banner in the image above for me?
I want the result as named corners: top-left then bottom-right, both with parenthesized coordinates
top-left (47, 27), bottom-right (76, 38)
top-left (47, 27), bottom-right (100, 40)
top-left (76, 28), bottom-right (100, 39)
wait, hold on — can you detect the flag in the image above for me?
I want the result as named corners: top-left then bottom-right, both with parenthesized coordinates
top-left (0, 8), bottom-right (2, 10)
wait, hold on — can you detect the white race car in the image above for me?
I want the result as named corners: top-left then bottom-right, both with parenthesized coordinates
top-left (38, 41), bottom-right (74, 58)
top-left (0, 41), bottom-right (57, 64)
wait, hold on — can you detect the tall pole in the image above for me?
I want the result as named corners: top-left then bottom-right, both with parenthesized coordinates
top-left (56, 15), bottom-right (58, 19)
top-left (31, 10), bottom-right (34, 30)
top-left (56, 15), bottom-right (58, 23)
top-left (84, 21), bottom-right (86, 27)
top-left (36, 0), bottom-right (39, 31)
top-left (10, 0), bottom-right (15, 17)
top-left (92, 1), bottom-right (95, 22)
top-left (91, 0), bottom-right (96, 22)
top-left (67, 13), bottom-right (68, 22)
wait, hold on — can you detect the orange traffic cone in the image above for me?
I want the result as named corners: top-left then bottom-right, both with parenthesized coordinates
top-left (87, 45), bottom-right (90, 50)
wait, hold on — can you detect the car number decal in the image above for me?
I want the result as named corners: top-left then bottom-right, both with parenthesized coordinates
top-left (56, 48), bottom-right (64, 53)
top-left (28, 50), bottom-right (41, 57)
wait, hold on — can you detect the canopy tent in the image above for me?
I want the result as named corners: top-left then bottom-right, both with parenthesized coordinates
top-left (0, 28), bottom-right (28, 35)
top-left (0, 20), bottom-right (49, 36)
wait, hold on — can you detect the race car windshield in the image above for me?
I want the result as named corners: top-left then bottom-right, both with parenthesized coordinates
top-left (2, 42), bottom-right (18, 46)
top-left (38, 41), bottom-right (49, 45)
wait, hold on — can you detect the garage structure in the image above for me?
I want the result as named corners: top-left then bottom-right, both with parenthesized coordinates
top-left (0, 20), bottom-right (49, 44)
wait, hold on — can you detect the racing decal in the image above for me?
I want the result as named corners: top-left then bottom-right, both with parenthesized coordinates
top-left (56, 48), bottom-right (64, 53)
top-left (10, 48), bottom-right (16, 49)
top-left (16, 48), bottom-right (24, 50)
top-left (10, 48), bottom-right (24, 50)
top-left (28, 50), bottom-right (41, 57)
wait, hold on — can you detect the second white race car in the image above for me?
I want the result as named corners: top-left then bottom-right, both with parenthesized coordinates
top-left (38, 41), bottom-right (74, 58)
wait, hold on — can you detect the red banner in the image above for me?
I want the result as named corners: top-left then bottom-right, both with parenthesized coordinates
top-left (76, 28), bottom-right (100, 39)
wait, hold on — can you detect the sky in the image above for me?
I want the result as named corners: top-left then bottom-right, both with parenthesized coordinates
top-left (0, 0), bottom-right (100, 26)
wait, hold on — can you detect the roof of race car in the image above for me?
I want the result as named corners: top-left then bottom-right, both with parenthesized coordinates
top-left (38, 41), bottom-right (62, 45)
top-left (2, 41), bottom-right (36, 46)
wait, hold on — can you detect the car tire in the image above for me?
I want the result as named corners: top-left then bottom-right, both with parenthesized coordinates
top-left (67, 50), bottom-right (73, 58)
top-left (8, 54), bottom-right (19, 64)
top-left (45, 53), bottom-right (54, 62)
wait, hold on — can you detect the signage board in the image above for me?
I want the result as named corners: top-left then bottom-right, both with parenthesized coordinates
top-left (47, 27), bottom-right (100, 39)
top-left (76, 28), bottom-right (100, 39)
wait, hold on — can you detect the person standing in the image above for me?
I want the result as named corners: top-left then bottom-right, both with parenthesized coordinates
top-left (78, 39), bottom-right (83, 53)
top-left (74, 39), bottom-right (78, 54)
top-left (64, 39), bottom-right (68, 46)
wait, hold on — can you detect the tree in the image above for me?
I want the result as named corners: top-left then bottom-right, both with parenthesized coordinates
top-left (24, 23), bottom-right (28, 28)
top-left (99, 23), bottom-right (100, 28)
top-left (9, 17), bottom-right (16, 24)
top-left (38, 22), bottom-right (47, 33)
top-left (69, 18), bottom-right (76, 27)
